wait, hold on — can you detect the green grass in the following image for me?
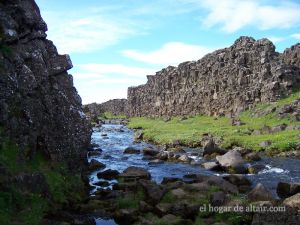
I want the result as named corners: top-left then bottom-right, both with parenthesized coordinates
top-left (99, 111), bottom-right (127, 119)
top-left (128, 90), bottom-right (300, 152)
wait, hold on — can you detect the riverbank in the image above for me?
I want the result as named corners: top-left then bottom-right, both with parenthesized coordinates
top-left (86, 124), bottom-right (300, 225)
top-left (128, 89), bottom-right (300, 154)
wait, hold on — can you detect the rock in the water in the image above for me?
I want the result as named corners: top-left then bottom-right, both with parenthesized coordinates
top-left (157, 151), bottom-right (169, 160)
top-left (93, 180), bottom-right (110, 187)
top-left (148, 159), bottom-right (164, 165)
top-left (143, 148), bottom-right (159, 156)
top-left (202, 162), bottom-right (222, 171)
top-left (119, 166), bottom-right (151, 181)
top-left (277, 182), bottom-right (300, 199)
top-left (123, 147), bottom-right (140, 154)
top-left (216, 150), bottom-right (247, 174)
top-left (88, 159), bottom-right (106, 171)
top-left (178, 154), bottom-right (191, 163)
top-left (97, 169), bottom-right (120, 180)
top-left (247, 183), bottom-right (274, 202)
top-left (283, 193), bottom-right (300, 209)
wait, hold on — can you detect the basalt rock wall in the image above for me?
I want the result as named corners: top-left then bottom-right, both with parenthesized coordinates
top-left (83, 99), bottom-right (127, 120)
top-left (127, 37), bottom-right (300, 117)
top-left (0, 0), bottom-right (91, 162)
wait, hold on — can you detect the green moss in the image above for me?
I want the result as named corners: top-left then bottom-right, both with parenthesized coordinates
top-left (160, 192), bottom-right (176, 203)
top-left (0, 134), bottom-right (86, 225)
top-left (116, 189), bottom-right (145, 209)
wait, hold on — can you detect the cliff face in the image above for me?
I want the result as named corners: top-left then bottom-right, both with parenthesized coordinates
top-left (99, 99), bottom-right (127, 115)
top-left (0, 0), bottom-right (91, 161)
top-left (127, 37), bottom-right (300, 117)
top-left (83, 99), bottom-right (127, 120)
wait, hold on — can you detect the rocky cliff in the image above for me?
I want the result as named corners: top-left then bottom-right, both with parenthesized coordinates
top-left (0, 0), bottom-right (91, 162)
top-left (127, 37), bottom-right (300, 117)
top-left (83, 99), bottom-right (127, 120)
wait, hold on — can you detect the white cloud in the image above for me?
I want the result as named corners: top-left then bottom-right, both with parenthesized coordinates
top-left (290, 33), bottom-right (300, 39)
top-left (267, 36), bottom-right (285, 43)
top-left (122, 42), bottom-right (213, 66)
top-left (41, 11), bottom-right (140, 54)
top-left (72, 64), bottom-right (159, 104)
top-left (77, 64), bottom-right (158, 77)
top-left (199, 0), bottom-right (300, 32)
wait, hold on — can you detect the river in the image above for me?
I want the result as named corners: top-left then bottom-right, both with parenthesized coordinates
top-left (89, 124), bottom-right (300, 224)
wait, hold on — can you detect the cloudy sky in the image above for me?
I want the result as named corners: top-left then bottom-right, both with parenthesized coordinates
top-left (36, 0), bottom-right (300, 104)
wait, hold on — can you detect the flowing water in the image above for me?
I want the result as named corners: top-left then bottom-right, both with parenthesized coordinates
top-left (90, 124), bottom-right (300, 224)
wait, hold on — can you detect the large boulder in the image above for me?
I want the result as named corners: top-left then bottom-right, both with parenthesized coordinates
top-left (202, 161), bottom-right (222, 171)
top-left (283, 193), bottom-right (300, 209)
top-left (216, 150), bottom-right (247, 174)
top-left (178, 154), bottom-right (191, 163)
top-left (277, 182), bottom-right (300, 199)
top-left (88, 159), bottom-right (106, 171)
top-left (119, 166), bottom-right (151, 181)
top-left (247, 183), bottom-right (274, 202)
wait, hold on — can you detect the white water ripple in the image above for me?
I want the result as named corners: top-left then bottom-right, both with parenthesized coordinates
top-left (258, 165), bottom-right (289, 174)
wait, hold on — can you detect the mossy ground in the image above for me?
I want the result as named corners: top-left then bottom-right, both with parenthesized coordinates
top-left (0, 134), bottom-right (86, 225)
top-left (128, 90), bottom-right (300, 152)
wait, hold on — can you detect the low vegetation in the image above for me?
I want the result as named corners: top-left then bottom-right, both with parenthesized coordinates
top-left (99, 111), bottom-right (127, 120)
top-left (0, 133), bottom-right (86, 225)
top-left (128, 90), bottom-right (300, 152)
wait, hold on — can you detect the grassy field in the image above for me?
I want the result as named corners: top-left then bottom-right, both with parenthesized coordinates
top-left (128, 90), bottom-right (300, 152)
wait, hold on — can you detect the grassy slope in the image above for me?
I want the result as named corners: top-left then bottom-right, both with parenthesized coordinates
top-left (128, 90), bottom-right (300, 152)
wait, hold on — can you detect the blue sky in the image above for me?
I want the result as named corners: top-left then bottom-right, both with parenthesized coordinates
top-left (36, 0), bottom-right (300, 104)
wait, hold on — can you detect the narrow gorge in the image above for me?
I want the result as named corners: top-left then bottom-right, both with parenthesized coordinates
top-left (1, 1), bottom-right (300, 225)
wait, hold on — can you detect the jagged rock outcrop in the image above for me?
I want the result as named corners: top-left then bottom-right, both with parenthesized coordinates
top-left (83, 99), bottom-right (127, 120)
top-left (0, 0), bottom-right (91, 162)
top-left (127, 37), bottom-right (300, 117)
top-left (282, 43), bottom-right (300, 69)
